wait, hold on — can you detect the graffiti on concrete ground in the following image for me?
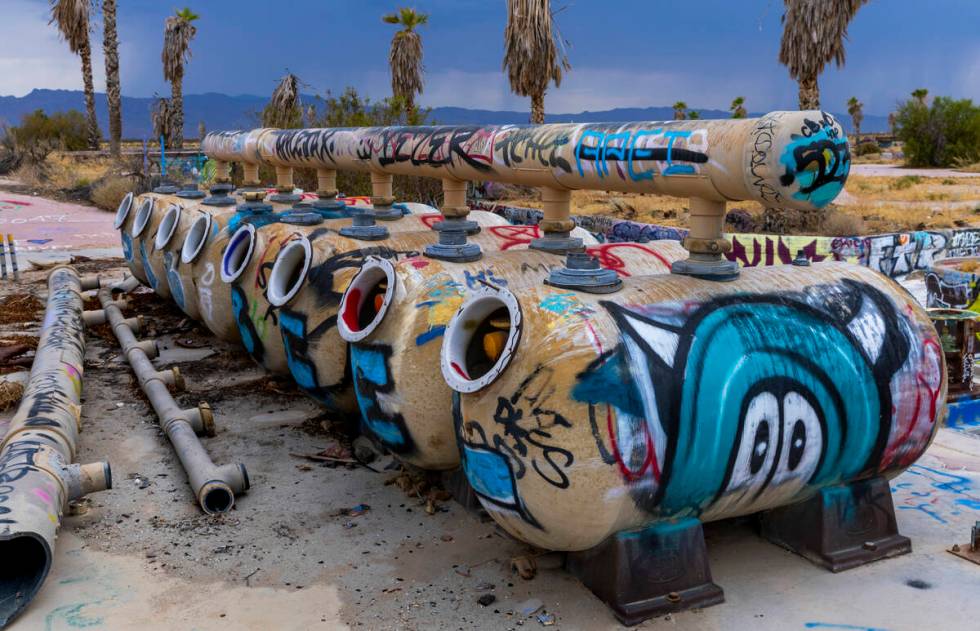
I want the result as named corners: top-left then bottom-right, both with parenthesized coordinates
top-left (569, 279), bottom-right (941, 522)
top-left (892, 464), bottom-right (980, 524)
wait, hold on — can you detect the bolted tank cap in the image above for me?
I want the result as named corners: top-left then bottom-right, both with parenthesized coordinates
top-left (545, 251), bottom-right (622, 294)
top-left (279, 211), bottom-right (324, 226)
top-left (792, 249), bottom-right (811, 266)
top-left (433, 217), bottom-right (481, 236)
top-left (210, 182), bottom-right (235, 195)
top-left (177, 189), bottom-right (206, 199)
top-left (154, 182), bottom-right (179, 194)
top-left (424, 224), bottom-right (482, 262)
top-left (340, 209), bottom-right (389, 241)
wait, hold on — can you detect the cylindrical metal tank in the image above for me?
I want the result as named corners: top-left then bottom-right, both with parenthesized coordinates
top-left (145, 201), bottom-right (208, 303)
top-left (116, 192), bottom-right (184, 285)
top-left (336, 241), bottom-right (688, 469)
top-left (265, 225), bottom-right (599, 410)
top-left (221, 210), bottom-right (510, 373)
top-left (441, 263), bottom-right (946, 551)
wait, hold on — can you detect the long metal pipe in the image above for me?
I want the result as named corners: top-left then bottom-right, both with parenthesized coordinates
top-left (0, 266), bottom-right (111, 627)
top-left (201, 111), bottom-right (850, 213)
top-left (96, 284), bottom-right (248, 514)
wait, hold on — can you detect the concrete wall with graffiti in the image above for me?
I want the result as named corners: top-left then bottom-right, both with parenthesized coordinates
top-left (471, 200), bottom-right (980, 283)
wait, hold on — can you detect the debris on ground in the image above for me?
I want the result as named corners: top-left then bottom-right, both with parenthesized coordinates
top-left (477, 593), bottom-right (496, 607)
top-left (0, 293), bottom-right (43, 324)
top-left (0, 379), bottom-right (24, 410)
top-left (515, 598), bottom-right (543, 616)
top-left (511, 555), bottom-right (538, 580)
top-left (537, 612), bottom-right (556, 626)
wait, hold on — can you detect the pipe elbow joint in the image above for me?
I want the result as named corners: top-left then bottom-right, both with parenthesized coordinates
top-left (65, 461), bottom-right (112, 501)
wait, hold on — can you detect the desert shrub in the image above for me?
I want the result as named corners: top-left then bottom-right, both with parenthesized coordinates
top-left (91, 175), bottom-right (139, 211)
top-left (891, 175), bottom-right (922, 190)
top-left (895, 96), bottom-right (980, 167)
top-left (820, 212), bottom-right (866, 236)
top-left (855, 141), bottom-right (880, 156)
top-left (7, 109), bottom-right (91, 164)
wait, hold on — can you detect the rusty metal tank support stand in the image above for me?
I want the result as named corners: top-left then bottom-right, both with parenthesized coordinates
top-left (96, 282), bottom-right (248, 514)
top-left (0, 267), bottom-right (112, 628)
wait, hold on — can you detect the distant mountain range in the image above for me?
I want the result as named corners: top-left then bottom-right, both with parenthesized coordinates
top-left (0, 88), bottom-right (891, 139)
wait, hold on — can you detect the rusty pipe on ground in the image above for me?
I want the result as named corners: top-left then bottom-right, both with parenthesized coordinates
top-left (0, 266), bottom-right (111, 627)
top-left (96, 283), bottom-right (247, 514)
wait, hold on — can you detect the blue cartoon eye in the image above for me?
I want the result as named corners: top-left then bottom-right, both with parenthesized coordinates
top-left (727, 392), bottom-right (780, 496)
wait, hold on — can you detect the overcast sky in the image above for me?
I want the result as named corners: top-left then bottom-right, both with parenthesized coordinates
top-left (3, 0), bottom-right (978, 114)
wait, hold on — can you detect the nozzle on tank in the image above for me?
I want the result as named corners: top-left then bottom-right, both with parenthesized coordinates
top-left (670, 197), bottom-right (739, 281)
top-left (203, 160), bottom-right (237, 206)
top-left (529, 187), bottom-right (583, 254)
top-left (308, 168), bottom-right (350, 216)
top-left (424, 178), bottom-right (482, 262)
top-left (545, 251), bottom-right (622, 293)
top-left (268, 166), bottom-right (302, 203)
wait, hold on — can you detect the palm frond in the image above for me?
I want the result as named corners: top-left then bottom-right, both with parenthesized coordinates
top-left (265, 73), bottom-right (302, 128)
top-left (386, 9), bottom-right (428, 105)
top-left (779, 0), bottom-right (868, 83)
top-left (502, 0), bottom-right (571, 98)
top-left (163, 10), bottom-right (198, 82)
top-left (49, 0), bottom-right (90, 54)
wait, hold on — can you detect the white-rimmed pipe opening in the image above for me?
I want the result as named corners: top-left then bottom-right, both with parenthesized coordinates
top-left (267, 238), bottom-right (312, 307)
top-left (131, 198), bottom-right (155, 238)
top-left (113, 192), bottom-right (134, 229)
top-left (181, 213), bottom-right (212, 264)
top-left (441, 287), bottom-right (522, 393)
top-left (221, 224), bottom-right (256, 283)
top-left (154, 205), bottom-right (181, 250)
top-left (338, 258), bottom-right (396, 342)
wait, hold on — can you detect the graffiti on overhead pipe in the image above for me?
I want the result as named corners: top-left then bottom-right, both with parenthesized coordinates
top-left (574, 126), bottom-right (709, 181)
top-left (566, 279), bottom-right (941, 523)
top-left (778, 111), bottom-right (851, 208)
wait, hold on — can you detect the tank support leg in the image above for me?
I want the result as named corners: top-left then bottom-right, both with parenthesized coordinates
top-left (760, 476), bottom-right (911, 572)
top-left (565, 517), bottom-right (724, 625)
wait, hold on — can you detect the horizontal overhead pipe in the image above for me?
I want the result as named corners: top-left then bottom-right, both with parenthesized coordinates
top-left (96, 284), bottom-right (247, 514)
top-left (201, 112), bottom-right (849, 212)
top-left (0, 267), bottom-right (111, 627)
top-left (202, 112), bottom-right (851, 278)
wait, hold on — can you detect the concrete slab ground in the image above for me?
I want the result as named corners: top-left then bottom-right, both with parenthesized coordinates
top-left (2, 258), bottom-right (979, 631)
top-left (850, 164), bottom-right (980, 178)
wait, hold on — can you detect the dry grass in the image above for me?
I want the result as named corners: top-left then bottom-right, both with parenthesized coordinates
top-left (494, 173), bottom-right (980, 236)
top-left (91, 174), bottom-right (139, 211)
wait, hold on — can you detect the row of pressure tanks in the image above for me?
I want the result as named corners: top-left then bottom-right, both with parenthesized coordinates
top-left (116, 188), bottom-right (946, 552)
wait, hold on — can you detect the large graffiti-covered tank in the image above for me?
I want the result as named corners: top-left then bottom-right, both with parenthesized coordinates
top-left (335, 241), bottom-right (688, 469)
top-left (442, 263), bottom-right (945, 552)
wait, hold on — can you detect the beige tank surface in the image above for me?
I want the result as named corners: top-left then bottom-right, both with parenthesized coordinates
top-left (117, 192), bottom-right (185, 285)
top-left (441, 263), bottom-right (946, 552)
top-left (260, 223), bottom-right (597, 383)
top-left (336, 240), bottom-right (688, 469)
top-left (219, 209), bottom-right (510, 373)
top-left (145, 201), bottom-right (208, 302)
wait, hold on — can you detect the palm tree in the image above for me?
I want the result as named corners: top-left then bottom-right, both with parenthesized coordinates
top-left (672, 101), bottom-right (687, 120)
top-left (911, 88), bottom-right (929, 106)
top-left (162, 7), bottom-right (199, 149)
top-left (263, 73), bottom-right (303, 129)
top-left (847, 96), bottom-right (864, 139)
top-left (103, 0), bottom-right (122, 156)
top-left (503, 0), bottom-right (570, 124)
top-left (730, 96), bottom-right (747, 118)
top-left (382, 8), bottom-right (428, 119)
top-left (688, 110), bottom-right (701, 120)
top-left (779, 0), bottom-right (868, 109)
top-left (151, 96), bottom-right (174, 147)
top-left (49, 0), bottom-right (99, 149)
top-left (887, 111), bottom-right (897, 136)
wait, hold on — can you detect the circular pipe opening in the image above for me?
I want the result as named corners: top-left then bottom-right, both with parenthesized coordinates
top-left (131, 198), bottom-right (155, 238)
top-left (221, 224), bottom-right (256, 283)
top-left (0, 534), bottom-right (51, 625)
top-left (201, 486), bottom-right (234, 514)
top-left (267, 238), bottom-right (312, 307)
top-left (338, 258), bottom-right (396, 342)
top-left (441, 287), bottom-right (522, 393)
top-left (154, 204), bottom-right (181, 250)
top-left (181, 213), bottom-right (213, 264)
top-left (113, 191), bottom-right (134, 229)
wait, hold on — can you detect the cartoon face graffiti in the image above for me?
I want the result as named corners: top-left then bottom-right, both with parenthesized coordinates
top-left (571, 279), bottom-right (942, 522)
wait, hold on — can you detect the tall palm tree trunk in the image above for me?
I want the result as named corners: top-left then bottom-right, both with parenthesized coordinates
top-left (798, 76), bottom-right (820, 110)
top-left (79, 38), bottom-right (99, 150)
top-left (170, 68), bottom-right (184, 149)
top-left (530, 92), bottom-right (545, 124)
top-left (103, 0), bottom-right (122, 157)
